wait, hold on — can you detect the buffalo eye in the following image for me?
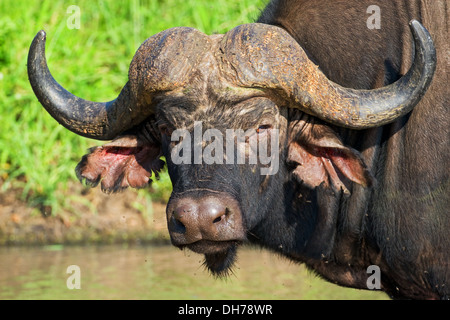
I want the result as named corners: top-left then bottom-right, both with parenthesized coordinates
top-left (256, 124), bottom-right (272, 134)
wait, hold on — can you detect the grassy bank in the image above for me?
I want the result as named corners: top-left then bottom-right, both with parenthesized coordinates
top-left (0, 0), bottom-right (267, 215)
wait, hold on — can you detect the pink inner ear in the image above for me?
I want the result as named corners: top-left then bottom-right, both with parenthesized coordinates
top-left (290, 143), bottom-right (328, 189)
top-left (289, 142), bottom-right (373, 193)
top-left (77, 137), bottom-right (164, 193)
top-left (318, 147), bottom-right (372, 188)
top-left (99, 146), bottom-right (150, 190)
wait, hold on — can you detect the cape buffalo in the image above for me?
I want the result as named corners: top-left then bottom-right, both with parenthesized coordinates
top-left (28, 0), bottom-right (448, 299)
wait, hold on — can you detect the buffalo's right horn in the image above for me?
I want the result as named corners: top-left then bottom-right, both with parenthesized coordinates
top-left (219, 20), bottom-right (436, 129)
top-left (28, 28), bottom-right (210, 140)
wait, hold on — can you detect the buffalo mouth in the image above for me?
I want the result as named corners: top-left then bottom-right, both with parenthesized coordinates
top-left (180, 240), bottom-right (241, 276)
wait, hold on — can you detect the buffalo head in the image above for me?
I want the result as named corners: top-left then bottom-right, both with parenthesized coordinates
top-left (28, 21), bottom-right (436, 275)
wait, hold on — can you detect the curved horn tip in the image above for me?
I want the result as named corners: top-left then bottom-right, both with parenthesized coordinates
top-left (408, 19), bottom-right (437, 71)
top-left (409, 19), bottom-right (426, 31)
top-left (409, 19), bottom-right (419, 27)
top-left (38, 29), bottom-right (46, 37)
top-left (29, 30), bottom-right (47, 58)
top-left (34, 30), bottom-right (47, 41)
top-left (409, 19), bottom-right (424, 37)
top-left (409, 20), bottom-right (435, 48)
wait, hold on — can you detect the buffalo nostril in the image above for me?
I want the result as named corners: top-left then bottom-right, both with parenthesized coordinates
top-left (212, 208), bottom-right (230, 224)
top-left (172, 212), bottom-right (186, 233)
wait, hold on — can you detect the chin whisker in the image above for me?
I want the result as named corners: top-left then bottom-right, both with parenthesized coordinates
top-left (246, 230), bottom-right (260, 240)
top-left (203, 243), bottom-right (238, 278)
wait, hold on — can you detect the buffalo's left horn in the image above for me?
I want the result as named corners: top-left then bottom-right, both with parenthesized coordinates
top-left (219, 20), bottom-right (436, 129)
top-left (28, 30), bottom-right (137, 140)
top-left (28, 28), bottom-right (210, 140)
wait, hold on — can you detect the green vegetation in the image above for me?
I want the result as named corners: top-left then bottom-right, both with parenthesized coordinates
top-left (0, 0), bottom-right (267, 214)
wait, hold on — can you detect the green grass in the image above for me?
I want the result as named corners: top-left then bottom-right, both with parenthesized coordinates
top-left (0, 0), bottom-right (268, 214)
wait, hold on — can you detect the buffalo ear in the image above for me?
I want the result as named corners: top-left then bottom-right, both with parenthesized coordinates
top-left (287, 119), bottom-right (374, 194)
top-left (75, 135), bottom-right (165, 193)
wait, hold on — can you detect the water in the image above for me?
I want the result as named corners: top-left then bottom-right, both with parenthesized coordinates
top-left (0, 244), bottom-right (387, 300)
